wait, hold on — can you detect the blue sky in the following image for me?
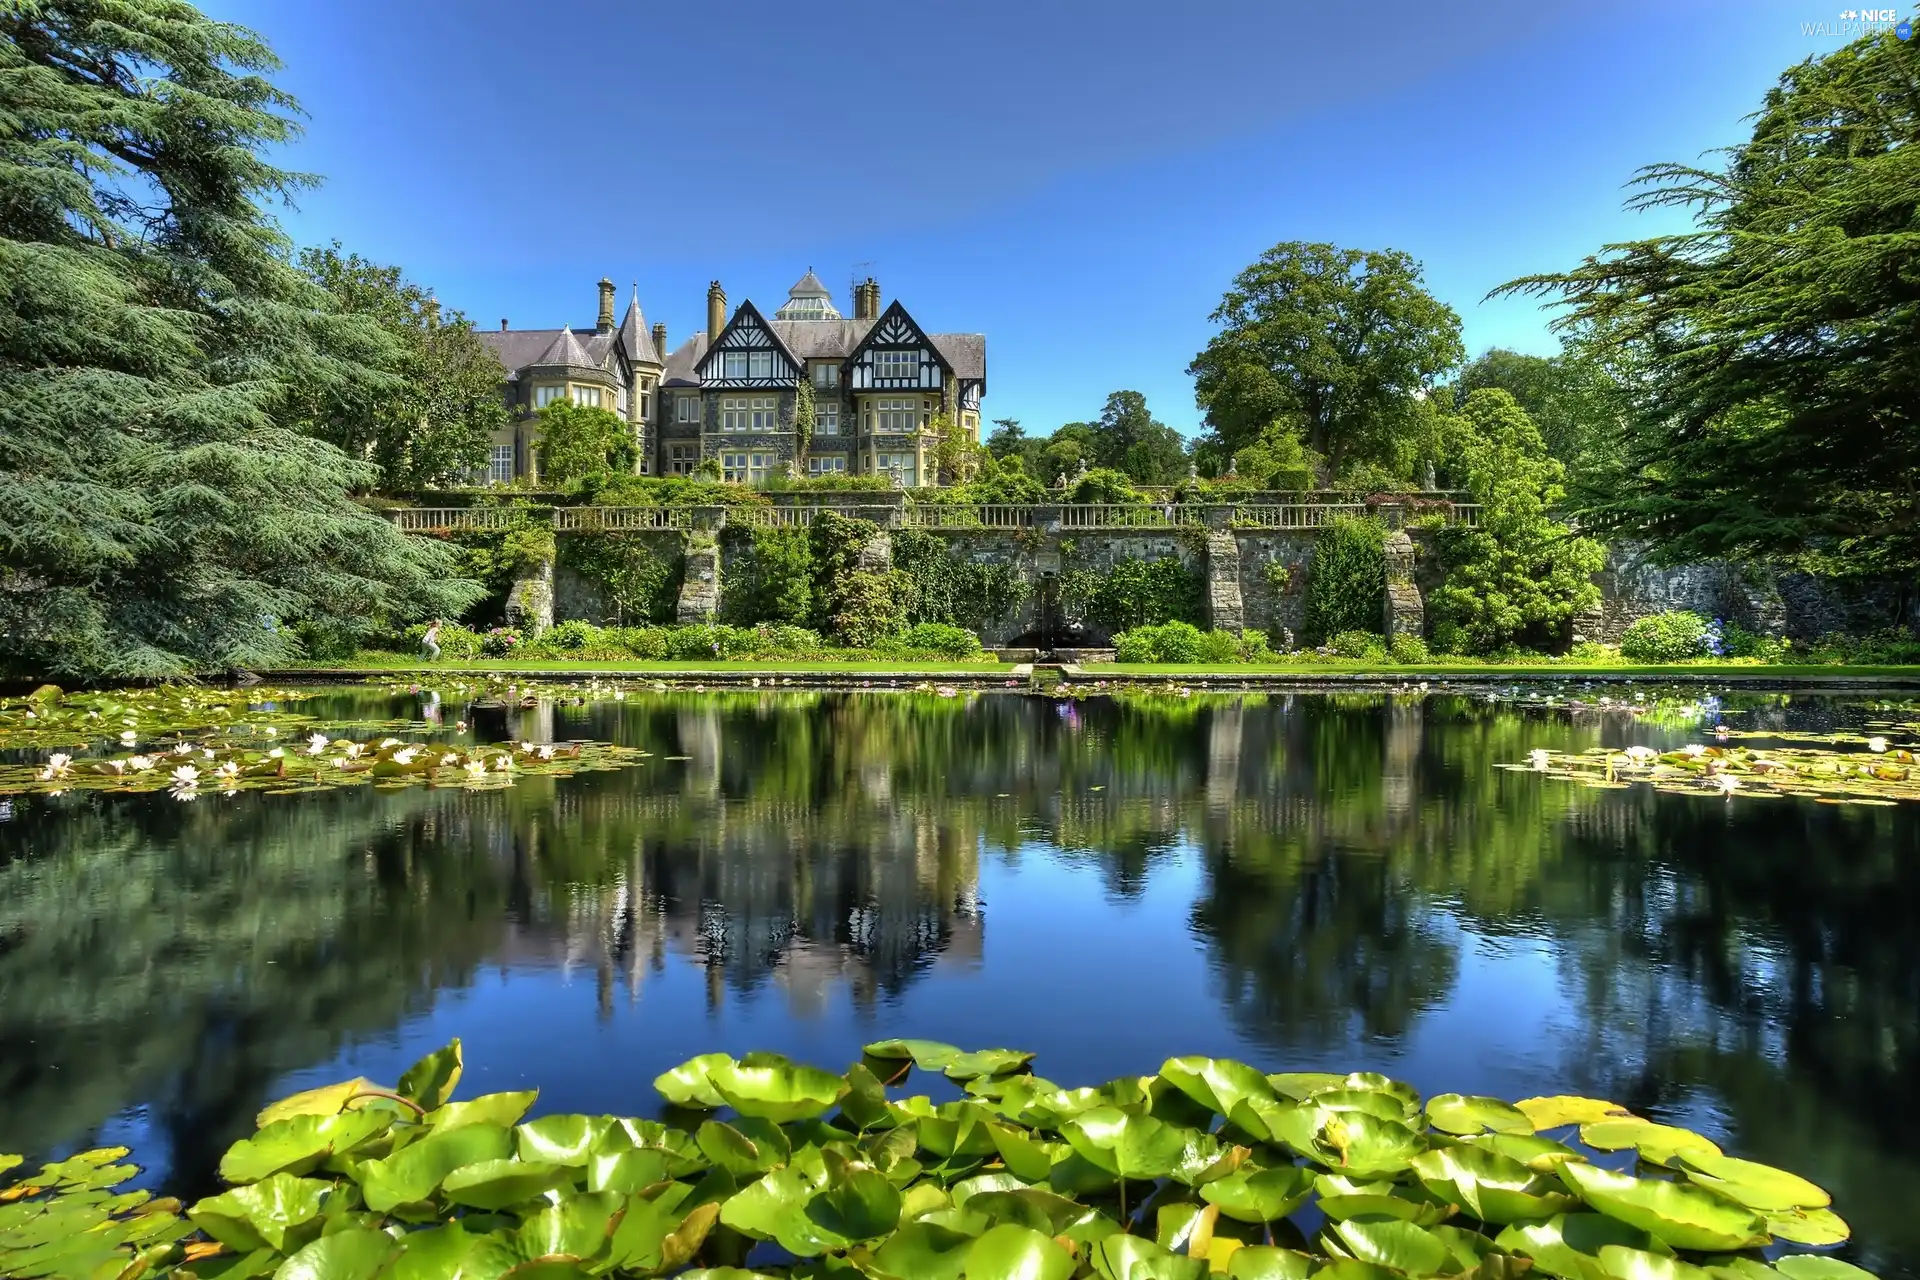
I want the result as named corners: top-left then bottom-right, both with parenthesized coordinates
top-left (208, 0), bottom-right (1868, 437)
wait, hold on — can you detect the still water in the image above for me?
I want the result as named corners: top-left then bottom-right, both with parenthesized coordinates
top-left (1, 688), bottom-right (1916, 1275)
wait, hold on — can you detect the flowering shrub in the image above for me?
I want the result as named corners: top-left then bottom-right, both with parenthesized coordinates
top-left (480, 627), bottom-right (521, 658)
top-left (1388, 633), bottom-right (1430, 663)
top-left (1619, 611), bottom-right (1710, 661)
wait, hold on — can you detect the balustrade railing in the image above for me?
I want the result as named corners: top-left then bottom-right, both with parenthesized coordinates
top-left (552, 506), bottom-right (691, 531)
top-left (383, 500), bottom-right (1481, 534)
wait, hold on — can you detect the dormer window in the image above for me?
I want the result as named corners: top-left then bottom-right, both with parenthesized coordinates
top-left (876, 350), bottom-right (917, 380)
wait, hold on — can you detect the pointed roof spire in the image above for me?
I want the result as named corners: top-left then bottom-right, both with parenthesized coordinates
top-left (618, 285), bottom-right (658, 364)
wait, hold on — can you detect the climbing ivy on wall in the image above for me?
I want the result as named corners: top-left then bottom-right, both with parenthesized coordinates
top-left (556, 533), bottom-right (683, 624)
top-left (808, 512), bottom-right (907, 644)
top-left (720, 526), bottom-right (813, 625)
top-left (1303, 513), bottom-right (1387, 642)
top-left (892, 531), bottom-right (1030, 631)
top-left (446, 504), bottom-right (555, 624)
top-left (1060, 551), bottom-right (1203, 632)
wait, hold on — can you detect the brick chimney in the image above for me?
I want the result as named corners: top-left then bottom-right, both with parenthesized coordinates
top-left (597, 277), bottom-right (616, 333)
top-left (855, 277), bottom-right (881, 319)
top-left (706, 281), bottom-right (726, 342)
top-left (652, 322), bottom-right (667, 360)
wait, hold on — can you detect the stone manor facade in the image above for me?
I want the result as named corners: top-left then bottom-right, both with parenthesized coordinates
top-left (475, 272), bottom-right (986, 487)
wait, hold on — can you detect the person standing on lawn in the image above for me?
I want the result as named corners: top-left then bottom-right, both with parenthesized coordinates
top-left (421, 619), bottom-right (442, 661)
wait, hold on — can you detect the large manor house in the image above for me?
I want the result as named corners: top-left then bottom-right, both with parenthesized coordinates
top-left (475, 272), bottom-right (987, 488)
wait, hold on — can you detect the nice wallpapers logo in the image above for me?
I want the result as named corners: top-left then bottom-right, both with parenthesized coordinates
top-left (1802, 7), bottom-right (1914, 37)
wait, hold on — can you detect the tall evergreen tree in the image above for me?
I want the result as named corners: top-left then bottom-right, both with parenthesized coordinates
top-left (1499, 21), bottom-right (1920, 575)
top-left (0, 0), bottom-right (478, 678)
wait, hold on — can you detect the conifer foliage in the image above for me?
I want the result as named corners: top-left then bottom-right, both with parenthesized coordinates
top-left (0, 0), bottom-right (478, 679)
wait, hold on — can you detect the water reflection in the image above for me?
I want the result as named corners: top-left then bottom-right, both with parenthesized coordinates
top-left (0, 689), bottom-right (1916, 1277)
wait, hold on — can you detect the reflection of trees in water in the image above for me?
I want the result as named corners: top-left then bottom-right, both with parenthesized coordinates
top-left (4, 688), bottom-right (1917, 1273)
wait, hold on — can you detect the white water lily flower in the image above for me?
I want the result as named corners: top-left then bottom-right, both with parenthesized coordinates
top-left (936, 685), bottom-right (959, 699)
top-left (201, 748), bottom-right (215, 760)
top-left (463, 759), bottom-right (489, 779)
top-left (1712, 773), bottom-right (1741, 794)
top-left (1681, 743), bottom-right (1708, 758)
top-left (267, 747), bottom-right (284, 759)
top-left (455, 720), bottom-right (468, 731)
top-left (1868, 736), bottom-right (1889, 753)
top-left (171, 764), bottom-right (200, 787)
top-left (536, 745), bottom-right (554, 761)
top-left (214, 761), bottom-right (240, 780)
top-left (1528, 748), bottom-right (1551, 770)
top-left (333, 757), bottom-right (348, 768)
top-left (104, 759), bottom-right (126, 774)
top-left (174, 744), bottom-right (195, 756)
top-left (440, 752), bottom-right (460, 766)
top-left (263, 726), bottom-right (276, 737)
top-left (1623, 746), bottom-right (1659, 766)
top-left (170, 786), bottom-right (197, 802)
top-left (307, 733), bottom-right (330, 754)
top-left (341, 741), bottom-right (365, 759)
top-left (38, 753), bottom-right (72, 781)
top-left (128, 755), bottom-right (155, 771)
top-left (392, 746), bottom-right (421, 766)
top-left (493, 754), bottom-right (513, 772)
top-left (119, 730), bottom-right (137, 743)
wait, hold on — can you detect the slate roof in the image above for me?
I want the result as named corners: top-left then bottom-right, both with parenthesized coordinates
top-left (769, 318), bottom-right (872, 359)
top-left (619, 292), bottom-right (660, 365)
top-left (533, 325), bottom-right (598, 371)
top-left (787, 268), bottom-right (831, 297)
top-left (661, 332), bottom-right (709, 387)
top-left (475, 328), bottom-right (566, 378)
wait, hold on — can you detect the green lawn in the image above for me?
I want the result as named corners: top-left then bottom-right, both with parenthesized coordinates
top-left (1074, 661), bottom-right (1920, 678)
top-left (280, 655), bottom-right (1016, 676)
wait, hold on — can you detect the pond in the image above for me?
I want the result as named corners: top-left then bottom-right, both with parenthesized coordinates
top-left (0, 686), bottom-right (1916, 1277)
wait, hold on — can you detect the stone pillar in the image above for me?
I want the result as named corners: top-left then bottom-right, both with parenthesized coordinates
top-left (505, 556), bottom-right (554, 634)
top-left (1382, 528), bottom-right (1423, 640)
top-left (676, 532), bottom-right (721, 622)
top-left (1205, 532), bottom-right (1246, 632)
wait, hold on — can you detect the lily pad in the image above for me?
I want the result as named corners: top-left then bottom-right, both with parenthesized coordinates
top-left (1557, 1161), bottom-right (1768, 1252)
top-left (1427, 1094), bottom-right (1534, 1136)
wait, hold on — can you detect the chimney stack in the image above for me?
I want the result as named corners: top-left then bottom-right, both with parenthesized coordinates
top-left (855, 277), bottom-right (881, 320)
top-left (651, 322), bottom-right (667, 360)
top-left (597, 277), bottom-right (616, 333)
top-left (500, 318), bottom-right (509, 331)
top-left (706, 280), bottom-right (726, 342)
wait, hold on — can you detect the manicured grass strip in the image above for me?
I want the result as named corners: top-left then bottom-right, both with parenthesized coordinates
top-left (1076, 662), bottom-right (1920, 678)
top-left (280, 658), bottom-right (1015, 675)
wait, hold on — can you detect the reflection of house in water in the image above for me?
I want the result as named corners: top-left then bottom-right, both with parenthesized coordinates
top-left (433, 789), bottom-right (983, 1020)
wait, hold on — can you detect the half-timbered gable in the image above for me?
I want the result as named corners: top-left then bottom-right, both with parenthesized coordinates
top-left (696, 301), bottom-right (801, 389)
top-left (846, 301), bottom-right (951, 392)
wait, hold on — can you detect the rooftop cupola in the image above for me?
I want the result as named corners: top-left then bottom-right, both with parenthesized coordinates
top-left (773, 267), bottom-right (842, 321)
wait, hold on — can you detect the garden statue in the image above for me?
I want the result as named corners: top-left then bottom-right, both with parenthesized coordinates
top-left (1280, 627), bottom-right (1295, 651)
top-left (1074, 458), bottom-right (1090, 481)
top-left (1225, 456), bottom-right (1238, 478)
top-left (1423, 460), bottom-right (1437, 491)
top-left (1188, 461), bottom-right (1199, 481)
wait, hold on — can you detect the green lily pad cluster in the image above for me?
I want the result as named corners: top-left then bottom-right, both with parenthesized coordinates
top-left (0, 686), bottom-right (331, 752)
top-left (0, 1040), bottom-right (1877, 1280)
top-left (1, 735), bottom-right (652, 799)
top-left (1506, 738), bottom-right (1920, 806)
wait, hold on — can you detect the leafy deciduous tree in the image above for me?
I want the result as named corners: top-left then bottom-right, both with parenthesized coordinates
top-left (1189, 241), bottom-right (1464, 480)
top-left (1426, 390), bottom-right (1604, 654)
top-left (534, 399), bottom-right (636, 488)
top-left (293, 244), bottom-right (509, 490)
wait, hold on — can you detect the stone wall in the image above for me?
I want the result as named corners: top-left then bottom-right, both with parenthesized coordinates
top-left (1577, 542), bottom-right (1912, 643)
top-left (552, 531), bottom-right (685, 625)
top-left (521, 512), bottom-right (1916, 648)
